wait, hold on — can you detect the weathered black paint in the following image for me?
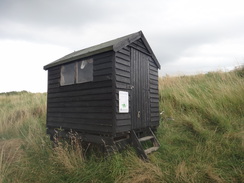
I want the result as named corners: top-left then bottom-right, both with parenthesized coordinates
top-left (44, 31), bottom-right (160, 139)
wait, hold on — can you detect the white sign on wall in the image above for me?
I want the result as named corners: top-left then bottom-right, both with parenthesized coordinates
top-left (119, 91), bottom-right (129, 113)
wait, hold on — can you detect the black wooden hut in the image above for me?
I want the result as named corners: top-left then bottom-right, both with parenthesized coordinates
top-left (44, 31), bottom-right (161, 159)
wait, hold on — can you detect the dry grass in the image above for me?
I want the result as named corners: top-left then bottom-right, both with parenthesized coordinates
top-left (205, 166), bottom-right (226, 183)
top-left (0, 70), bottom-right (243, 182)
top-left (0, 92), bottom-right (47, 182)
top-left (52, 141), bottom-right (84, 172)
top-left (116, 152), bottom-right (164, 183)
top-left (0, 93), bottom-right (46, 139)
top-left (0, 139), bottom-right (23, 183)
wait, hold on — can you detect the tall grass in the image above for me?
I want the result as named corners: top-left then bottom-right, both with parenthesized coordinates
top-left (158, 71), bottom-right (244, 182)
top-left (0, 92), bottom-right (47, 183)
top-left (0, 70), bottom-right (243, 183)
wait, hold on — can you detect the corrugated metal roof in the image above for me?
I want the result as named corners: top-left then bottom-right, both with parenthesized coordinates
top-left (44, 31), bottom-right (160, 70)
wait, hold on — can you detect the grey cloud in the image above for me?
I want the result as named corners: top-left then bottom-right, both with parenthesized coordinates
top-left (1, 0), bottom-right (244, 76)
top-left (0, 0), bottom-right (139, 45)
top-left (0, 0), bottom-right (113, 27)
top-left (150, 18), bottom-right (244, 67)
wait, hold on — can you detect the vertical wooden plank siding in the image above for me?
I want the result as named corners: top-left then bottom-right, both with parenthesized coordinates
top-left (130, 48), bottom-right (150, 130)
top-left (134, 39), bottom-right (159, 128)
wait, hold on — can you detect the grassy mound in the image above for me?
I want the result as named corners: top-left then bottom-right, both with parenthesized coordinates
top-left (0, 70), bottom-right (243, 183)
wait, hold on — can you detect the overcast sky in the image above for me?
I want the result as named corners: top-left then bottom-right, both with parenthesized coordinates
top-left (1, 0), bottom-right (244, 92)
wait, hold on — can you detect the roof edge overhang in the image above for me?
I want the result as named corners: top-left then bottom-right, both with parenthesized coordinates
top-left (43, 31), bottom-right (160, 70)
top-left (113, 31), bottom-right (142, 52)
top-left (113, 31), bottom-right (161, 69)
top-left (43, 45), bottom-right (113, 70)
top-left (140, 32), bottom-right (161, 69)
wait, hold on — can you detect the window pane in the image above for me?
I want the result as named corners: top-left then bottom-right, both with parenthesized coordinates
top-left (60, 63), bottom-right (75, 86)
top-left (77, 59), bottom-right (93, 83)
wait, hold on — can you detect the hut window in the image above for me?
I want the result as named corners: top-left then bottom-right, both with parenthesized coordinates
top-left (60, 59), bottom-right (93, 86)
top-left (60, 63), bottom-right (75, 86)
top-left (77, 59), bottom-right (93, 83)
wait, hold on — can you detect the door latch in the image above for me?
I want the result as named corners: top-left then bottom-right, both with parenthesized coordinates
top-left (137, 111), bottom-right (141, 118)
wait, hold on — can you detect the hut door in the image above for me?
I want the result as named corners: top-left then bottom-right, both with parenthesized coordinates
top-left (131, 48), bottom-right (150, 129)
